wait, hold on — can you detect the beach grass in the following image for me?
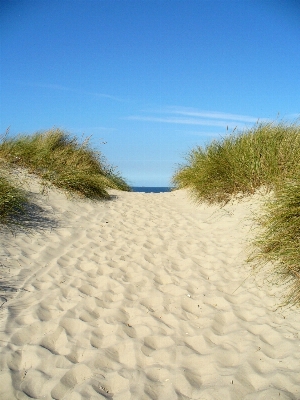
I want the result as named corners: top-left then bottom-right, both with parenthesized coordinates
top-left (0, 128), bottom-right (130, 226)
top-left (0, 170), bottom-right (29, 225)
top-left (172, 120), bottom-right (300, 307)
top-left (249, 178), bottom-right (300, 307)
top-left (172, 121), bottom-right (300, 204)
top-left (0, 128), bottom-right (130, 202)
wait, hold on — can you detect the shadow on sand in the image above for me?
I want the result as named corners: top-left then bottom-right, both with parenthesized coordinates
top-left (0, 199), bottom-right (59, 322)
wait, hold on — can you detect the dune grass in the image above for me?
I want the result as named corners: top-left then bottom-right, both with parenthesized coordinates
top-left (0, 172), bottom-right (29, 225)
top-left (0, 128), bottom-right (130, 201)
top-left (172, 121), bottom-right (300, 204)
top-left (0, 128), bottom-right (130, 226)
top-left (172, 120), bottom-right (300, 307)
top-left (249, 179), bottom-right (300, 307)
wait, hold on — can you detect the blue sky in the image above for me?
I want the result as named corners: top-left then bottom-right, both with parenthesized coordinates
top-left (1, 0), bottom-right (300, 186)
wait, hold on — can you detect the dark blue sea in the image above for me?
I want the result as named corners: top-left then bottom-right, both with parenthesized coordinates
top-left (131, 187), bottom-right (172, 193)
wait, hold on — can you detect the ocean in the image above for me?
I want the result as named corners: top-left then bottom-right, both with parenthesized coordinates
top-left (131, 187), bottom-right (172, 193)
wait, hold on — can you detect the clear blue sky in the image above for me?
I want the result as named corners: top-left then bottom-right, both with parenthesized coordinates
top-left (1, 0), bottom-right (299, 186)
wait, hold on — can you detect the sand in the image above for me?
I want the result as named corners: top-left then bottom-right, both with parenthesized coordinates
top-left (0, 181), bottom-right (300, 400)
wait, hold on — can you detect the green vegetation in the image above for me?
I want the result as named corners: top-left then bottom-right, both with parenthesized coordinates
top-left (172, 121), bottom-right (300, 204)
top-left (172, 121), bottom-right (300, 307)
top-left (0, 172), bottom-right (28, 225)
top-left (249, 179), bottom-right (300, 307)
top-left (0, 128), bottom-right (130, 200)
top-left (0, 128), bottom-right (130, 225)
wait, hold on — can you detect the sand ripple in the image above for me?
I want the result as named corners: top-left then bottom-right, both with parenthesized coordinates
top-left (1, 188), bottom-right (300, 399)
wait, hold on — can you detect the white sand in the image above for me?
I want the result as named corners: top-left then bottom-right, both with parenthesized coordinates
top-left (0, 182), bottom-right (300, 400)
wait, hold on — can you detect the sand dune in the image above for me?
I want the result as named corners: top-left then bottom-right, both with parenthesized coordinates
top-left (0, 182), bottom-right (300, 399)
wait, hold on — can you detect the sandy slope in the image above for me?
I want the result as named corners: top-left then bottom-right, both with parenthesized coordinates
top-left (0, 183), bottom-right (300, 400)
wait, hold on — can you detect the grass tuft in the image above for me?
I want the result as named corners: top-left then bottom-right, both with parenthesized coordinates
top-left (0, 128), bottom-right (130, 200)
top-left (172, 120), bottom-right (300, 307)
top-left (172, 121), bottom-right (300, 204)
top-left (249, 178), bottom-right (300, 307)
top-left (0, 172), bottom-right (29, 225)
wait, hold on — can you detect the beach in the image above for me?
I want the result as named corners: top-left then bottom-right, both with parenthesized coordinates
top-left (0, 182), bottom-right (300, 400)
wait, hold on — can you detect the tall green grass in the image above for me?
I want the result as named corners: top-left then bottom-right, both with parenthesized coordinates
top-left (172, 121), bottom-right (300, 204)
top-left (249, 179), bottom-right (300, 307)
top-left (0, 172), bottom-right (28, 225)
top-left (172, 121), bottom-right (300, 307)
top-left (0, 128), bottom-right (130, 200)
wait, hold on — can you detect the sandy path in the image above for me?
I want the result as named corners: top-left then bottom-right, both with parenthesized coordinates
top-left (0, 186), bottom-right (300, 400)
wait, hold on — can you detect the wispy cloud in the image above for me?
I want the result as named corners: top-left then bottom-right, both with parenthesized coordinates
top-left (182, 130), bottom-right (225, 137)
top-left (126, 106), bottom-right (268, 129)
top-left (159, 106), bottom-right (260, 123)
top-left (127, 115), bottom-right (241, 129)
top-left (16, 81), bottom-right (124, 102)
